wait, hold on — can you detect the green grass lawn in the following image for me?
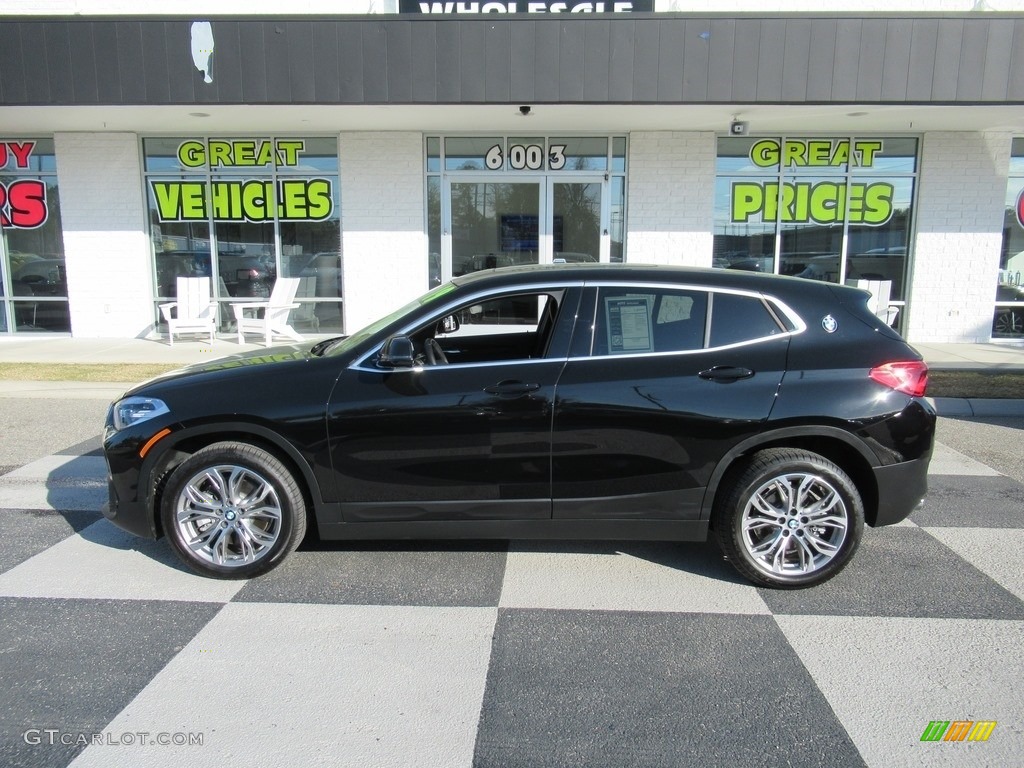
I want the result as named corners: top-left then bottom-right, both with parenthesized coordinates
top-left (0, 363), bottom-right (178, 383)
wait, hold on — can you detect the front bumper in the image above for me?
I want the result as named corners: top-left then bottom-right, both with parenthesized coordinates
top-left (871, 455), bottom-right (930, 526)
top-left (102, 489), bottom-right (159, 540)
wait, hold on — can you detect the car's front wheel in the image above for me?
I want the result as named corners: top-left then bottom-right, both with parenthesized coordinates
top-left (712, 448), bottom-right (864, 588)
top-left (160, 442), bottom-right (307, 579)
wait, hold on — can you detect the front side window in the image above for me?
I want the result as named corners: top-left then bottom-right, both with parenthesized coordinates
top-left (714, 136), bottom-right (917, 332)
top-left (409, 290), bottom-right (565, 365)
top-left (995, 138), bottom-right (1024, 339)
top-left (0, 139), bottom-right (68, 333)
top-left (143, 136), bottom-right (342, 335)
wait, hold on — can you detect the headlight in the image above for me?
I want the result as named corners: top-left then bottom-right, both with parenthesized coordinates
top-left (112, 397), bottom-right (170, 431)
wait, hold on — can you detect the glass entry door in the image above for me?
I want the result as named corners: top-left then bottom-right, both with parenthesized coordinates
top-left (449, 181), bottom-right (541, 278)
top-left (445, 176), bottom-right (609, 280)
top-left (551, 180), bottom-right (604, 265)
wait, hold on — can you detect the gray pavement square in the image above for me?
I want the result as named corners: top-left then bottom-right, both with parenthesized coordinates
top-left (0, 597), bottom-right (222, 768)
top-left (473, 609), bottom-right (865, 768)
top-left (758, 526), bottom-right (1024, 620)
top-left (233, 541), bottom-right (509, 607)
top-left (0, 508), bottom-right (101, 575)
top-left (912, 475), bottom-right (1024, 529)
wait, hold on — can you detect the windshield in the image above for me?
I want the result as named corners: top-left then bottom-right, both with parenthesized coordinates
top-left (322, 281), bottom-right (458, 357)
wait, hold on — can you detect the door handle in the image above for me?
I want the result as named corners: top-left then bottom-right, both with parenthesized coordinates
top-left (484, 380), bottom-right (541, 397)
top-left (698, 366), bottom-right (754, 382)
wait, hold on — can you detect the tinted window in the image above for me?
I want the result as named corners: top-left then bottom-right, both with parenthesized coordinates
top-left (709, 293), bottom-right (782, 347)
top-left (593, 288), bottom-right (708, 355)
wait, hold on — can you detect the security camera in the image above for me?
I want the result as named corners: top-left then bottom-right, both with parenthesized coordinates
top-left (519, 105), bottom-right (532, 116)
top-left (729, 120), bottom-right (749, 136)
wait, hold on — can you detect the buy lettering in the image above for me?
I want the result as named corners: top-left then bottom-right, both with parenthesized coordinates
top-left (0, 141), bottom-right (36, 170)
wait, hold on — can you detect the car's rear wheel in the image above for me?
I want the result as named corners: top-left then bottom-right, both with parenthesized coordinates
top-left (160, 442), bottom-right (306, 579)
top-left (712, 448), bottom-right (864, 588)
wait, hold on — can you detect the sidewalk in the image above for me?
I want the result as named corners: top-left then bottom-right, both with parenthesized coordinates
top-left (0, 335), bottom-right (1022, 416)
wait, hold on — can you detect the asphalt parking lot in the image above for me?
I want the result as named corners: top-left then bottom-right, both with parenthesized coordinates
top-left (0, 392), bottom-right (1021, 768)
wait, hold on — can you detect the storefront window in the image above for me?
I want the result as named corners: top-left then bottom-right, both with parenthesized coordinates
top-left (714, 136), bottom-right (918, 330)
top-left (144, 136), bottom-right (342, 334)
top-left (0, 139), bottom-right (69, 333)
top-left (995, 137), bottom-right (1024, 339)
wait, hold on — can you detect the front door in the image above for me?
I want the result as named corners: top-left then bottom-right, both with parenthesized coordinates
top-left (449, 180), bottom-right (542, 279)
top-left (443, 176), bottom-right (610, 280)
top-left (550, 179), bottom-right (606, 264)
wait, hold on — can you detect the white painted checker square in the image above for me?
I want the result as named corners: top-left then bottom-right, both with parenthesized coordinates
top-left (928, 443), bottom-right (1002, 477)
top-left (70, 603), bottom-right (497, 768)
top-left (0, 519), bottom-right (244, 603)
top-left (0, 454), bottom-right (107, 511)
top-left (775, 615), bottom-right (1024, 768)
top-left (499, 541), bottom-right (770, 614)
top-left (924, 527), bottom-right (1024, 603)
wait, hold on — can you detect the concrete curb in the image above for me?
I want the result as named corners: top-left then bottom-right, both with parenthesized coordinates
top-left (0, 381), bottom-right (129, 400)
top-left (930, 397), bottom-right (1024, 418)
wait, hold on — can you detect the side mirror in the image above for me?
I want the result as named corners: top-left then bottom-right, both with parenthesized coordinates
top-left (378, 335), bottom-right (416, 368)
top-left (438, 314), bottom-right (460, 335)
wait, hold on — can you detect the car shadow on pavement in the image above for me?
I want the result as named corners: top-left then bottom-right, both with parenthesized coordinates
top-left (76, 518), bottom-right (197, 576)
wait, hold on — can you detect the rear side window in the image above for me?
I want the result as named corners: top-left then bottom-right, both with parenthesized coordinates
top-left (709, 293), bottom-right (783, 347)
top-left (594, 287), bottom-right (708, 355)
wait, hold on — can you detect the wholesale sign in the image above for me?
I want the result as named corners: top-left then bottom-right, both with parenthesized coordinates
top-left (730, 139), bottom-right (894, 226)
top-left (0, 141), bottom-right (47, 229)
top-left (149, 139), bottom-right (334, 224)
top-left (399, 1), bottom-right (652, 11)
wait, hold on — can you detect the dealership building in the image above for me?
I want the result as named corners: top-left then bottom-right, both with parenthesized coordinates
top-left (1, 1), bottom-right (1023, 344)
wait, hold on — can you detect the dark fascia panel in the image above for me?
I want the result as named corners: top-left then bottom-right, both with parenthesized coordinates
top-left (1, 13), bottom-right (1022, 106)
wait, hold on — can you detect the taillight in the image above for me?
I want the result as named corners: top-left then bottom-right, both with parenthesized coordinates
top-left (869, 361), bottom-right (929, 397)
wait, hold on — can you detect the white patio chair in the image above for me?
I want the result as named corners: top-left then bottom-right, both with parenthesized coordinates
top-left (231, 277), bottom-right (303, 346)
top-left (159, 276), bottom-right (216, 346)
top-left (291, 275), bottom-right (320, 332)
top-left (846, 278), bottom-right (899, 326)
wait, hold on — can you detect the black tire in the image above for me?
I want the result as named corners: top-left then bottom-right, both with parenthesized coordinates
top-left (160, 441), bottom-right (307, 579)
top-left (712, 448), bottom-right (864, 588)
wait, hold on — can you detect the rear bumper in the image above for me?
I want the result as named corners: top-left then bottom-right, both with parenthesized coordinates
top-left (871, 455), bottom-right (930, 526)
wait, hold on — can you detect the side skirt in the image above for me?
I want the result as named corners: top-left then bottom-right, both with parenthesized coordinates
top-left (316, 518), bottom-right (709, 542)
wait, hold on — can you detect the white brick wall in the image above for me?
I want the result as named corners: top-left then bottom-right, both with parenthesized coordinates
top-left (905, 132), bottom-right (1012, 343)
top-left (54, 132), bottom-right (153, 338)
top-left (625, 132), bottom-right (715, 267)
top-left (339, 132), bottom-right (427, 333)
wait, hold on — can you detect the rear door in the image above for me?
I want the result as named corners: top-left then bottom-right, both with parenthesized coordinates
top-left (551, 284), bottom-right (790, 520)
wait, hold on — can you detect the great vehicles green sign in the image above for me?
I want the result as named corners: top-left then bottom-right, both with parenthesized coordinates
top-left (150, 139), bottom-right (333, 224)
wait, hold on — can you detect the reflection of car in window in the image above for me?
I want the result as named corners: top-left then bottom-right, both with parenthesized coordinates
top-left (993, 282), bottom-right (1024, 336)
top-left (12, 257), bottom-right (67, 296)
top-left (155, 250), bottom-right (276, 298)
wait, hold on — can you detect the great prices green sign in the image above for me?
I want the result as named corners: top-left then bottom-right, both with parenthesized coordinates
top-left (150, 139), bottom-right (334, 224)
top-left (730, 139), bottom-right (894, 226)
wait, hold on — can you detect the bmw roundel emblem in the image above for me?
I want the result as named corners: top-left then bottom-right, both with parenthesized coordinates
top-left (821, 315), bottom-right (838, 333)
